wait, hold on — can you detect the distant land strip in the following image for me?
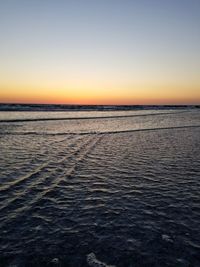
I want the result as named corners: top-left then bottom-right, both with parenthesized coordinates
top-left (0, 103), bottom-right (199, 111)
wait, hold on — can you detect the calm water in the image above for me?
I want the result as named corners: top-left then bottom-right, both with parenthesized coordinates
top-left (0, 109), bottom-right (200, 267)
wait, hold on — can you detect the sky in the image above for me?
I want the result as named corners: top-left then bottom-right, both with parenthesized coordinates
top-left (0, 0), bottom-right (199, 105)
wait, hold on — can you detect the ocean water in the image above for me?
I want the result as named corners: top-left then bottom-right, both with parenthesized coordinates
top-left (0, 109), bottom-right (200, 267)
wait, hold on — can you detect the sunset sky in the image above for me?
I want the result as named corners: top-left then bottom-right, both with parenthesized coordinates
top-left (0, 0), bottom-right (199, 105)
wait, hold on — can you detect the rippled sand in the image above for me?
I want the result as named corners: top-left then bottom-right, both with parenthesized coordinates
top-left (0, 109), bottom-right (200, 266)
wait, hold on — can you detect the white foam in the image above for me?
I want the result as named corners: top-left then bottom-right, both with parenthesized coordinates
top-left (87, 253), bottom-right (116, 267)
top-left (162, 234), bottom-right (173, 242)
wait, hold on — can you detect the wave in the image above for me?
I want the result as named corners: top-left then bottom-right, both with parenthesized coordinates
top-left (1, 125), bottom-right (200, 136)
top-left (0, 111), bottom-right (187, 123)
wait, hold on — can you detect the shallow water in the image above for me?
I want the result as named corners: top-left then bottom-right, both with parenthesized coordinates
top-left (0, 109), bottom-right (200, 267)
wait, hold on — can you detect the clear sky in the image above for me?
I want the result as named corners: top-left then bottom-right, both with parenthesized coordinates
top-left (0, 0), bottom-right (199, 105)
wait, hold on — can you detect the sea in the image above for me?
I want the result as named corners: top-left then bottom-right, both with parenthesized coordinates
top-left (0, 105), bottom-right (200, 267)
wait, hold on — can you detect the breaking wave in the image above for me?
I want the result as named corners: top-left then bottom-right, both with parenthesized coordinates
top-left (0, 125), bottom-right (200, 136)
top-left (0, 110), bottom-right (187, 123)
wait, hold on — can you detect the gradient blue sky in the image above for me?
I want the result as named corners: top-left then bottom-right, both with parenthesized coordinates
top-left (0, 0), bottom-right (200, 104)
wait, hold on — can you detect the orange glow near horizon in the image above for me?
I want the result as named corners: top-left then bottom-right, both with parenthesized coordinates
top-left (0, 82), bottom-right (199, 105)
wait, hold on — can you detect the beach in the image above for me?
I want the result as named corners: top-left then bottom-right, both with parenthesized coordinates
top-left (0, 108), bottom-right (200, 266)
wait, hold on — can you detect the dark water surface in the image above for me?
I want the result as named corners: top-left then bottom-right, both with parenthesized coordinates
top-left (0, 109), bottom-right (200, 267)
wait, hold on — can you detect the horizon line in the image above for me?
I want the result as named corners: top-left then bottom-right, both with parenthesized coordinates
top-left (0, 102), bottom-right (199, 107)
